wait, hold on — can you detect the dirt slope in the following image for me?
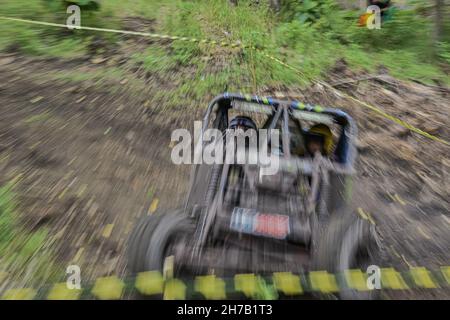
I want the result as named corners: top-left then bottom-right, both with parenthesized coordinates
top-left (0, 40), bottom-right (448, 298)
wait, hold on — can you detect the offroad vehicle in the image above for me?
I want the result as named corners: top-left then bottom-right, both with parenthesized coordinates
top-left (127, 93), bottom-right (382, 299)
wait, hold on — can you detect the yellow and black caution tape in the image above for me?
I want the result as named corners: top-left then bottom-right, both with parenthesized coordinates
top-left (0, 15), bottom-right (448, 147)
top-left (1, 267), bottom-right (449, 300)
top-left (263, 59), bottom-right (449, 145)
top-left (0, 16), bottom-right (255, 50)
top-left (318, 80), bottom-right (450, 146)
top-left (254, 52), bottom-right (450, 147)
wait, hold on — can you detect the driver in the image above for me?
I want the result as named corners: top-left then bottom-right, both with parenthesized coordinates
top-left (229, 116), bottom-right (257, 131)
top-left (228, 115), bottom-right (258, 156)
top-left (304, 124), bottom-right (334, 158)
top-left (368, 0), bottom-right (391, 15)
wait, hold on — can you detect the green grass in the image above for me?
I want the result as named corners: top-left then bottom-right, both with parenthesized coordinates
top-left (1, 0), bottom-right (448, 86)
top-left (0, 181), bottom-right (60, 287)
top-left (0, 184), bottom-right (15, 246)
top-left (102, 0), bottom-right (169, 21)
top-left (49, 66), bottom-right (148, 96)
top-left (24, 112), bottom-right (51, 124)
top-left (131, 47), bottom-right (177, 73)
top-left (0, 0), bottom-right (120, 57)
top-left (52, 67), bottom-right (125, 83)
top-left (154, 1), bottom-right (450, 88)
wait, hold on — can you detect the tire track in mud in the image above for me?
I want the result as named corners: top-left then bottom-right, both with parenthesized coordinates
top-left (0, 53), bottom-right (192, 284)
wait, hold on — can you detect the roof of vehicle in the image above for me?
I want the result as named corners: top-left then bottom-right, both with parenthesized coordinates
top-left (204, 93), bottom-right (358, 166)
top-left (205, 92), bottom-right (356, 130)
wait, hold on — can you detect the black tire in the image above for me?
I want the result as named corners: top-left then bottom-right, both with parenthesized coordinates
top-left (312, 208), bottom-right (384, 300)
top-left (127, 209), bottom-right (195, 275)
top-left (143, 212), bottom-right (195, 273)
top-left (127, 214), bottom-right (164, 274)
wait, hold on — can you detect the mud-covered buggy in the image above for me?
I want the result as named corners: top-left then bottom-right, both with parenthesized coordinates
top-left (128, 93), bottom-right (382, 299)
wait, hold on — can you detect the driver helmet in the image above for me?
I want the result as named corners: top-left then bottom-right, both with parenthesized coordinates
top-left (229, 116), bottom-right (257, 131)
top-left (305, 124), bottom-right (334, 155)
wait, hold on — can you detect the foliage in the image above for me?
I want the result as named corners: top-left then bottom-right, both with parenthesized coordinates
top-left (0, 0), bottom-right (448, 87)
top-left (44, 0), bottom-right (101, 12)
top-left (437, 42), bottom-right (450, 64)
top-left (0, 184), bottom-right (15, 246)
top-left (0, 182), bottom-right (60, 285)
top-left (280, 0), bottom-right (338, 25)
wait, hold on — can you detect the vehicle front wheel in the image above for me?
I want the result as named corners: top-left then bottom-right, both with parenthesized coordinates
top-left (127, 209), bottom-right (195, 275)
top-left (312, 208), bottom-right (384, 300)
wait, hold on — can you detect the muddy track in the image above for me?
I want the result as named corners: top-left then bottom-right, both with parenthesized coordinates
top-left (0, 52), bottom-right (193, 281)
top-left (0, 46), bottom-right (449, 298)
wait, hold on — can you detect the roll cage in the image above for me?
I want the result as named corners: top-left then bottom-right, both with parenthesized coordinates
top-left (201, 93), bottom-right (357, 167)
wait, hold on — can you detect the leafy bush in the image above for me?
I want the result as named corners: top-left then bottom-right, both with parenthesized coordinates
top-left (437, 42), bottom-right (450, 64)
top-left (280, 0), bottom-right (337, 25)
top-left (44, 0), bottom-right (101, 12)
top-left (348, 9), bottom-right (432, 51)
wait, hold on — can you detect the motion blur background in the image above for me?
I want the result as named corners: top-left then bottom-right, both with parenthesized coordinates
top-left (0, 0), bottom-right (448, 299)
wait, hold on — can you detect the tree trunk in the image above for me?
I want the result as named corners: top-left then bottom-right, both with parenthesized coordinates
top-left (433, 0), bottom-right (444, 44)
top-left (269, 0), bottom-right (281, 12)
